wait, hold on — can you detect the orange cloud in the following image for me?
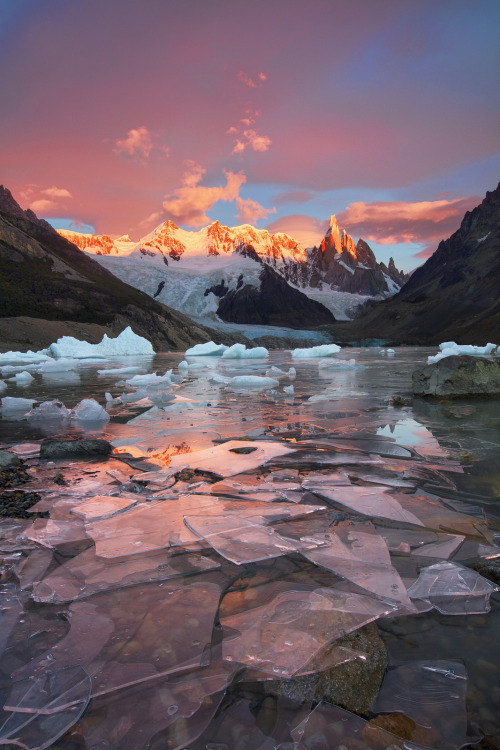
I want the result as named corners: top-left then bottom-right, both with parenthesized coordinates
top-left (114, 126), bottom-right (153, 162)
top-left (235, 197), bottom-right (275, 225)
top-left (266, 214), bottom-right (329, 248)
top-left (18, 184), bottom-right (73, 215)
top-left (338, 197), bottom-right (479, 246)
top-left (162, 162), bottom-right (246, 227)
top-left (232, 129), bottom-right (272, 155)
top-left (238, 70), bottom-right (267, 88)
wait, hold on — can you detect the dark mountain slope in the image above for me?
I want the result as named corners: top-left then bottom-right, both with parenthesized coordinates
top-left (0, 186), bottom-right (244, 352)
top-left (339, 183), bottom-right (500, 345)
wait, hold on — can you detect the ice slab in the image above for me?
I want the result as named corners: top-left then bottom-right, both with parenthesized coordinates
top-left (86, 496), bottom-right (324, 559)
top-left (0, 349), bottom-right (50, 365)
top-left (222, 343), bottom-right (269, 359)
top-left (26, 399), bottom-right (70, 422)
top-left (185, 341), bottom-right (229, 356)
top-left (18, 579), bottom-right (221, 697)
top-left (32, 546), bottom-right (219, 603)
top-left (76, 659), bottom-right (233, 750)
top-left (0, 379), bottom-right (6, 391)
top-left (184, 515), bottom-right (312, 565)
top-left (168, 440), bottom-right (295, 477)
top-left (291, 343), bottom-right (341, 358)
top-left (221, 587), bottom-right (395, 677)
top-left (13, 548), bottom-right (53, 590)
top-left (8, 370), bottom-right (35, 385)
top-left (70, 494), bottom-right (140, 521)
top-left (24, 519), bottom-right (91, 550)
top-left (230, 375), bottom-right (280, 390)
top-left (123, 370), bottom-right (173, 387)
top-left (49, 326), bottom-right (154, 358)
top-left (307, 484), bottom-right (425, 525)
top-left (302, 523), bottom-right (414, 608)
top-left (408, 561), bottom-right (499, 614)
top-left (0, 584), bottom-right (23, 656)
top-left (39, 358), bottom-right (79, 372)
top-left (0, 397), bottom-right (36, 415)
top-left (0, 665), bottom-right (91, 750)
top-left (412, 534), bottom-right (465, 560)
top-left (375, 660), bottom-right (473, 750)
top-left (188, 698), bottom-right (278, 750)
top-left (428, 341), bottom-right (498, 364)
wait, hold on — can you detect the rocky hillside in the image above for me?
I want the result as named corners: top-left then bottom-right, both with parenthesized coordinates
top-left (0, 186), bottom-right (246, 352)
top-left (342, 182), bottom-right (500, 344)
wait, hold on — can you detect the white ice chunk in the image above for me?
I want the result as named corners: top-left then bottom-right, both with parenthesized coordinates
top-left (207, 372), bottom-right (231, 385)
top-left (185, 341), bottom-right (228, 356)
top-left (71, 399), bottom-right (110, 423)
top-left (0, 379), bottom-right (6, 392)
top-left (49, 326), bottom-right (154, 359)
top-left (39, 358), bottom-right (79, 372)
top-left (27, 400), bottom-right (71, 422)
top-left (8, 370), bottom-right (34, 385)
top-left (124, 370), bottom-right (173, 388)
top-left (428, 341), bottom-right (498, 364)
top-left (0, 349), bottom-right (50, 365)
top-left (291, 344), bottom-right (341, 358)
top-left (283, 385), bottom-right (294, 394)
top-left (288, 367), bottom-right (296, 378)
top-left (1, 397), bottom-right (36, 414)
top-left (266, 366), bottom-right (287, 377)
top-left (178, 360), bottom-right (189, 370)
top-left (222, 343), bottom-right (269, 359)
top-left (229, 376), bottom-right (279, 390)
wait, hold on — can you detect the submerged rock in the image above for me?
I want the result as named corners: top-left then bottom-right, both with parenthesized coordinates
top-left (264, 622), bottom-right (387, 716)
top-left (40, 438), bottom-right (112, 460)
top-left (413, 355), bottom-right (500, 398)
top-left (0, 449), bottom-right (21, 470)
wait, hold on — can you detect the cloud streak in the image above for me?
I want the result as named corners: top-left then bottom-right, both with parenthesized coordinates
top-left (162, 162), bottom-right (246, 227)
top-left (338, 197), bottom-right (479, 247)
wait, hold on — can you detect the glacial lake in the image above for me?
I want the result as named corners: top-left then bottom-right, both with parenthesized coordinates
top-left (0, 346), bottom-right (499, 749)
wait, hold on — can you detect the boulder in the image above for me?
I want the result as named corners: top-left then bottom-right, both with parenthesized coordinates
top-left (413, 355), bottom-right (500, 398)
top-left (0, 450), bottom-right (21, 470)
top-left (40, 439), bottom-right (113, 460)
top-left (264, 622), bottom-right (387, 716)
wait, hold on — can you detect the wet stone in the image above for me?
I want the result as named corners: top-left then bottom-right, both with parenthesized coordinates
top-left (262, 622), bottom-right (387, 716)
top-left (474, 559), bottom-right (500, 586)
top-left (40, 439), bottom-right (113, 460)
top-left (0, 449), bottom-right (21, 470)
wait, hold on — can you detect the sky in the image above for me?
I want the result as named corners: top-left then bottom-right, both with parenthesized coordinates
top-left (1, 0), bottom-right (499, 272)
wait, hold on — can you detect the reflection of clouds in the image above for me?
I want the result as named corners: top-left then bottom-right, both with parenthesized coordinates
top-left (377, 418), bottom-right (447, 457)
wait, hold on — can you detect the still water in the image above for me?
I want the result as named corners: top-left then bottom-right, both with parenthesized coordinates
top-left (0, 347), bottom-right (499, 749)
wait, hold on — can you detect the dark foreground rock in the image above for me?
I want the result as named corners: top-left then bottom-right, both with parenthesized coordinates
top-left (263, 622), bottom-right (387, 715)
top-left (0, 450), bottom-right (21, 470)
top-left (40, 438), bottom-right (113, 460)
top-left (413, 355), bottom-right (500, 398)
top-left (0, 489), bottom-right (45, 519)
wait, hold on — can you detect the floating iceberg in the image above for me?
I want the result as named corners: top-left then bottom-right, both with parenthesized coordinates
top-left (428, 341), bottom-right (498, 364)
top-left (291, 343), bottom-right (341, 358)
top-left (39, 358), bottom-right (80, 372)
top-left (319, 358), bottom-right (357, 370)
top-left (27, 400), bottom-right (70, 422)
top-left (71, 399), bottom-right (110, 423)
top-left (185, 341), bottom-right (228, 356)
top-left (0, 396), bottom-right (36, 414)
top-left (0, 380), bottom-right (6, 392)
top-left (123, 370), bottom-right (173, 388)
top-left (0, 349), bottom-right (50, 365)
top-left (49, 326), bottom-right (154, 359)
top-left (8, 370), bottom-right (34, 385)
top-left (222, 343), bottom-right (269, 359)
top-left (229, 375), bottom-right (279, 390)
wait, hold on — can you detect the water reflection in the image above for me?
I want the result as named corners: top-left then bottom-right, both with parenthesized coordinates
top-left (1, 347), bottom-right (499, 748)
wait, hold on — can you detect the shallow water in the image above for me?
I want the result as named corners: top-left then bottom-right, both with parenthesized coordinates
top-left (1, 347), bottom-right (499, 749)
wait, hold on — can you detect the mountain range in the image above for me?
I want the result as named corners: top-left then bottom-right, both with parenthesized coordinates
top-left (58, 216), bottom-right (408, 327)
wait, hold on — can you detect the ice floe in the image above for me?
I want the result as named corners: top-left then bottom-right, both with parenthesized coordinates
top-left (291, 343), bottom-right (341, 358)
top-left (229, 375), bottom-right (280, 390)
top-left (428, 341), bottom-right (498, 364)
top-left (185, 341), bottom-right (229, 356)
top-left (222, 343), bottom-right (269, 358)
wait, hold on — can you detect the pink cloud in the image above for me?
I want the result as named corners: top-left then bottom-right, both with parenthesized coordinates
top-left (114, 126), bottom-right (153, 162)
top-left (238, 71), bottom-right (267, 88)
top-left (266, 214), bottom-right (329, 247)
top-left (162, 162), bottom-right (246, 227)
top-left (17, 184), bottom-right (73, 215)
top-left (273, 189), bottom-right (315, 205)
top-left (235, 197), bottom-right (275, 225)
top-left (42, 186), bottom-right (72, 199)
top-left (30, 198), bottom-right (57, 213)
top-left (338, 197), bottom-right (479, 246)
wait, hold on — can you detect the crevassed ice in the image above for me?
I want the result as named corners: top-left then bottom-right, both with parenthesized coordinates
top-left (291, 344), bottom-right (341, 358)
top-left (428, 341), bottom-right (498, 364)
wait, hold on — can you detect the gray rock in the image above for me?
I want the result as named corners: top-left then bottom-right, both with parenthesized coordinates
top-left (264, 622), bottom-right (387, 716)
top-left (413, 355), bottom-right (500, 398)
top-left (0, 450), bottom-right (21, 470)
top-left (40, 439), bottom-right (112, 460)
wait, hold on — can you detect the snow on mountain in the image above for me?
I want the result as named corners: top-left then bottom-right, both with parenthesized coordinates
top-left (58, 215), bottom-right (407, 324)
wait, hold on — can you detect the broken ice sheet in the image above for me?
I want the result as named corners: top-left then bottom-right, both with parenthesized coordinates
top-left (185, 698), bottom-right (278, 750)
top-left (32, 546), bottom-right (219, 603)
top-left (183, 515), bottom-right (313, 565)
top-left (0, 665), bottom-right (91, 750)
top-left (301, 523), bottom-right (414, 609)
top-left (307, 484), bottom-right (425, 526)
top-left (70, 494), bottom-right (140, 521)
top-left (17, 579), bottom-right (222, 697)
top-left (86, 496), bottom-right (325, 558)
top-left (75, 659), bottom-right (235, 750)
top-left (23, 519), bottom-right (91, 550)
top-left (374, 660), bottom-right (474, 750)
top-left (13, 548), bottom-right (53, 590)
top-left (168, 440), bottom-right (295, 477)
top-left (221, 587), bottom-right (395, 677)
top-left (408, 561), bottom-right (499, 614)
top-left (0, 584), bottom-right (23, 656)
top-left (411, 534), bottom-right (465, 560)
